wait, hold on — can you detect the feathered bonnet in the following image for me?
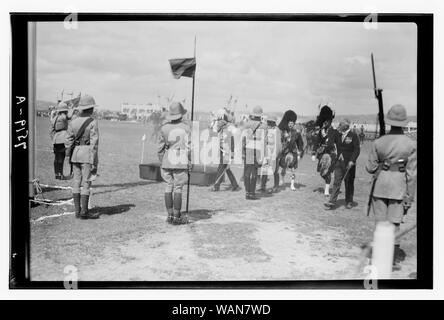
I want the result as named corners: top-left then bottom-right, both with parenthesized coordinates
top-left (278, 110), bottom-right (297, 131)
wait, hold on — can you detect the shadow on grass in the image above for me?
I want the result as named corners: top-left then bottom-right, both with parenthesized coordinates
top-left (186, 209), bottom-right (224, 222)
top-left (92, 180), bottom-right (159, 195)
top-left (281, 182), bottom-right (307, 190)
top-left (335, 199), bottom-right (359, 209)
top-left (90, 204), bottom-right (136, 216)
top-left (93, 180), bottom-right (158, 188)
top-left (313, 187), bottom-right (324, 194)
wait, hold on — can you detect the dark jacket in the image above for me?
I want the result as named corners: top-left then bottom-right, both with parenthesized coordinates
top-left (316, 126), bottom-right (338, 157)
top-left (334, 129), bottom-right (360, 164)
top-left (281, 128), bottom-right (304, 155)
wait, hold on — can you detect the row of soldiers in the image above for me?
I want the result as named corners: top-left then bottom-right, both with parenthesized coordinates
top-left (156, 101), bottom-right (417, 268)
top-left (49, 95), bottom-right (100, 219)
top-left (51, 96), bottom-right (416, 268)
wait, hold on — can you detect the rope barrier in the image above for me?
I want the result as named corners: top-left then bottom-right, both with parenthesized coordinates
top-left (30, 198), bottom-right (74, 206)
top-left (31, 211), bottom-right (75, 223)
top-left (38, 183), bottom-right (72, 190)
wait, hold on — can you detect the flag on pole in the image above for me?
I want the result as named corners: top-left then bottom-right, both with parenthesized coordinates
top-left (141, 134), bottom-right (146, 141)
top-left (169, 58), bottom-right (196, 79)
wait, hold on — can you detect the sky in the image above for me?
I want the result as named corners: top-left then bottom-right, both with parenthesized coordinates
top-left (36, 21), bottom-right (417, 116)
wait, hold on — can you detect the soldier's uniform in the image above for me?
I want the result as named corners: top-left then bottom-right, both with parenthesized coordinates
top-left (316, 129), bottom-right (338, 196)
top-left (50, 102), bottom-right (69, 179)
top-left (259, 115), bottom-right (282, 193)
top-left (242, 106), bottom-right (267, 200)
top-left (313, 106), bottom-right (338, 196)
top-left (365, 104), bottom-right (417, 263)
top-left (210, 110), bottom-right (240, 192)
top-left (65, 95), bottom-right (99, 219)
top-left (279, 126), bottom-right (304, 190)
top-left (158, 102), bottom-right (191, 224)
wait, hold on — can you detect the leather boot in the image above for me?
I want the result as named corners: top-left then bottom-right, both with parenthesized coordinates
top-left (80, 195), bottom-right (99, 219)
top-left (164, 193), bottom-right (174, 223)
top-left (54, 160), bottom-right (58, 178)
top-left (73, 193), bottom-right (81, 218)
top-left (172, 193), bottom-right (188, 225)
top-left (394, 244), bottom-right (406, 263)
top-left (259, 175), bottom-right (267, 193)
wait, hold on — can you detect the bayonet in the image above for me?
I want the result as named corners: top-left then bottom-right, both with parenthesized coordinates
top-left (371, 53), bottom-right (385, 136)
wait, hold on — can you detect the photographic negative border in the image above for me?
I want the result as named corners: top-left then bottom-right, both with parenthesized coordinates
top-left (9, 12), bottom-right (433, 289)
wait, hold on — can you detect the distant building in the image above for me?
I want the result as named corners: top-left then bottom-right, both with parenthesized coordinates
top-left (120, 103), bottom-right (164, 120)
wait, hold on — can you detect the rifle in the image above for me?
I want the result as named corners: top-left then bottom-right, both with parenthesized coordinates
top-left (371, 53), bottom-right (385, 137)
top-left (366, 164), bottom-right (383, 216)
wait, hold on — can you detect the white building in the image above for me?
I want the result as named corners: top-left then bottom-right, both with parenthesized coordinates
top-left (120, 103), bottom-right (164, 120)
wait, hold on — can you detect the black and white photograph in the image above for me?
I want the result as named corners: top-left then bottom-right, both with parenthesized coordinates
top-left (8, 11), bottom-right (434, 291)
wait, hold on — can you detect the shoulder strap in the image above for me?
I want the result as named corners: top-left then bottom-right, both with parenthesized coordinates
top-left (52, 115), bottom-right (59, 130)
top-left (252, 121), bottom-right (262, 134)
top-left (74, 117), bottom-right (94, 142)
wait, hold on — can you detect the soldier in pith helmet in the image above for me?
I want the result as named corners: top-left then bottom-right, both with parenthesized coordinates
top-left (158, 102), bottom-right (191, 225)
top-left (365, 104), bottom-right (417, 268)
top-left (242, 106), bottom-right (268, 200)
top-left (50, 102), bottom-right (69, 180)
top-left (65, 95), bottom-right (100, 219)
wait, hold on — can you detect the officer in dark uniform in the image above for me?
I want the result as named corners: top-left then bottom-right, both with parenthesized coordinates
top-left (325, 118), bottom-right (360, 209)
top-left (50, 102), bottom-right (69, 179)
top-left (366, 104), bottom-right (417, 266)
top-left (314, 105), bottom-right (338, 197)
top-left (278, 111), bottom-right (305, 191)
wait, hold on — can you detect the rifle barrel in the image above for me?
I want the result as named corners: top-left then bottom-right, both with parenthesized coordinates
top-left (371, 53), bottom-right (377, 96)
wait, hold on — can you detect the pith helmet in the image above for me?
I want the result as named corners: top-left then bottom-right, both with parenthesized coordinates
top-left (56, 102), bottom-right (68, 112)
top-left (385, 104), bottom-right (409, 127)
top-left (250, 105), bottom-right (264, 118)
top-left (78, 95), bottom-right (98, 111)
top-left (267, 115), bottom-right (278, 126)
top-left (166, 101), bottom-right (187, 121)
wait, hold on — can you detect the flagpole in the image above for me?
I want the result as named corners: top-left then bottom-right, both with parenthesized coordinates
top-left (186, 36), bottom-right (196, 213)
top-left (140, 134), bottom-right (146, 164)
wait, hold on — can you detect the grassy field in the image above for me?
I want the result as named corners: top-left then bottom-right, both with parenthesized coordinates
top-left (30, 116), bottom-right (417, 282)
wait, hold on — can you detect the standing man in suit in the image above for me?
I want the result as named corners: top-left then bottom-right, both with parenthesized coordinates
top-left (325, 118), bottom-right (360, 210)
top-left (365, 104), bottom-right (417, 266)
top-left (65, 95), bottom-right (99, 219)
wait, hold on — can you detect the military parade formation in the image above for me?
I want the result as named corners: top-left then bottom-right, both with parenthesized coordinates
top-left (48, 95), bottom-right (416, 270)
